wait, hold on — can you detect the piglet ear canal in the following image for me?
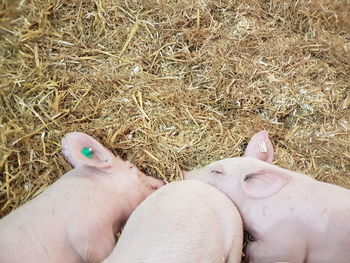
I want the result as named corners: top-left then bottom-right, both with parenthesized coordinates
top-left (241, 169), bottom-right (289, 199)
top-left (244, 130), bottom-right (274, 163)
top-left (61, 132), bottom-right (115, 169)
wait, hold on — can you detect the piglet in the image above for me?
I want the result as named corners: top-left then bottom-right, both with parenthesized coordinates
top-left (103, 180), bottom-right (243, 263)
top-left (184, 131), bottom-right (350, 263)
top-left (0, 132), bottom-right (164, 263)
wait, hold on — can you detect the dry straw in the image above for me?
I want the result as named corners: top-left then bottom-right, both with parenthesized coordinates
top-left (0, 0), bottom-right (349, 223)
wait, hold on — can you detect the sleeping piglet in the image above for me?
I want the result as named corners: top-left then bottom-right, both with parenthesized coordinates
top-left (103, 180), bottom-right (243, 263)
top-left (184, 130), bottom-right (350, 263)
top-left (0, 132), bottom-right (164, 263)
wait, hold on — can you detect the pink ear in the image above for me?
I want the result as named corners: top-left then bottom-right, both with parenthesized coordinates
top-left (241, 169), bottom-right (289, 198)
top-left (61, 132), bottom-right (115, 168)
top-left (244, 130), bottom-right (274, 163)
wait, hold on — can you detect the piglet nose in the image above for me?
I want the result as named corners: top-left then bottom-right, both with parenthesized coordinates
top-left (161, 179), bottom-right (168, 184)
top-left (157, 179), bottom-right (166, 188)
top-left (150, 179), bottom-right (164, 190)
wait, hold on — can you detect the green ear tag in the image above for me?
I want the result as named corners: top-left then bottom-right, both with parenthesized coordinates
top-left (81, 147), bottom-right (94, 159)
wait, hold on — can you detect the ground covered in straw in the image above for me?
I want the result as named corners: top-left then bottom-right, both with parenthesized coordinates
top-left (1, 0), bottom-right (349, 223)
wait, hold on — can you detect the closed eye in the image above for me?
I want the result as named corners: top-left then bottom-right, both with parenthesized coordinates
top-left (211, 170), bottom-right (223, 175)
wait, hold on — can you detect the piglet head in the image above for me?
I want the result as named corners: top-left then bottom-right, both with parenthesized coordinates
top-left (183, 131), bottom-right (289, 203)
top-left (61, 132), bottom-right (163, 192)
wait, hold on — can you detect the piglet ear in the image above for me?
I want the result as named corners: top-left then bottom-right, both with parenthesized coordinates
top-left (61, 132), bottom-right (115, 169)
top-left (241, 169), bottom-right (289, 199)
top-left (244, 130), bottom-right (274, 163)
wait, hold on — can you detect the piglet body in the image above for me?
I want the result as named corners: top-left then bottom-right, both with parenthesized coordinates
top-left (185, 131), bottom-right (350, 263)
top-left (104, 180), bottom-right (243, 263)
top-left (0, 132), bottom-right (163, 263)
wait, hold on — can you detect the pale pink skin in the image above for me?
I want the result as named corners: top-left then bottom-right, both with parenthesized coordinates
top-left (184, 131), bottom-right (350, 263)
top-left (0, 132), bottom-right (164, 263)
top-left (103, 180), bottom-right (243, 263)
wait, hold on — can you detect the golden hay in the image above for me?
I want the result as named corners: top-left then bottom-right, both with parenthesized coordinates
top-left (0, 0), bottom-right (349, 223)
